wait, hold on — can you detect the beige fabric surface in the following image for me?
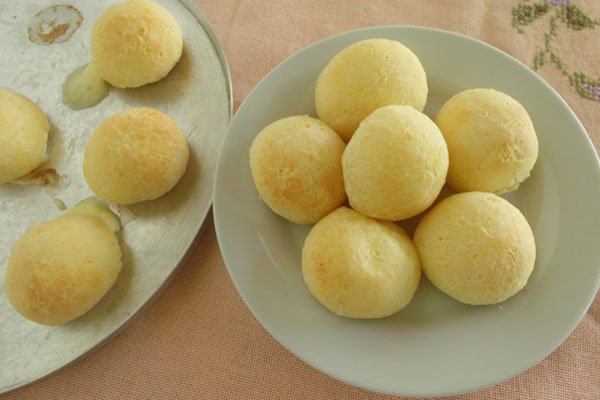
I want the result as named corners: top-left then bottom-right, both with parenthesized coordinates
top-left (4, 1), bottom-right (599, 399)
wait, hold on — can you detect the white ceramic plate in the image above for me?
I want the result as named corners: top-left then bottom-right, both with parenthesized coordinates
top-left (213, 26), bottom-right (600, 397)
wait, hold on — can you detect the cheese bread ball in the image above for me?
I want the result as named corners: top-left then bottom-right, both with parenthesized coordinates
top-left (414, 192), bottom-right (536, 305)
top-left (91, 0), bottom-right (183, 88)
top-left (435, 88), bottom-right (538, 194)
top-left (302, 207), bottom-right (421, 318)
top-left (0, 88), bottom-right (50, 183)
top-left (83, 108), bottom-right (189, 204)
top-left (315, 38), bottom-right (428, 141)
top-left (342, 105), bottom-right (448, 221)
top-left (249, 115), bottom-right (346, 224)
top-left (4, 206), bottom-right (122, 325)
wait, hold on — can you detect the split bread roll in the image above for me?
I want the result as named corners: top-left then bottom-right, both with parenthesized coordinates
top-left (414, 192), bottom-right (536, 305)
top-left (302, 207), bottom-right (421, 319)
top-left (315, 38), bottom-right (428, 141)
top-left (0, 88), bottom-right (50, 184)
top-left (91, 0), bottom-right (183, 88)
top-left (435, 88), bottom-right (538, 194)
top-left (342, 105), bottom-right (448, 221)
top-left (83, 107), bottom-right (189, 205)
top-left (4, 199), bottom-right (122, 325)
top-left (249, 115), bottom-right (346, 224)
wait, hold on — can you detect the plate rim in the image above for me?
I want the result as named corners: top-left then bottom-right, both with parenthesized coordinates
top-left (1, 0), bottom-right (232, 394)
top-left (213, 25), bottom-right (600, 397)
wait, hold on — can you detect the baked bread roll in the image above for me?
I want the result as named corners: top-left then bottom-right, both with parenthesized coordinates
top-left (435, 88), bottom-right (538, 194)
top-left (342, 105), bottom-right (448, 221)
top-left (414, 192), bottom-right (536, 305)
top-left (83, 108), bottom-right (189, 204)
top-left (315, 38), bottom-right (428, 141)
top-left (302, 207), bottom-right (421, 318)
top-left (91, 0), bottom-right (183, 88)
top-left (0, 88), bottom-right (50, 184)
top-left (4, 200), bottom-right (122, 325)
top-left (249, 115), bottom-right (346, 224)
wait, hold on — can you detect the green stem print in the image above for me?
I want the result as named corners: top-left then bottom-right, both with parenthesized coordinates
top-left (512, 0), bottom-right (600, 101)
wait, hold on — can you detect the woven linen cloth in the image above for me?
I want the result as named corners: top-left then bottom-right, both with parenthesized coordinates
top-left (4, 1), bottom-right (599, 399)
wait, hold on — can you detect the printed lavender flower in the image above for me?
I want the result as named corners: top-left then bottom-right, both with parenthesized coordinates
top-left (583, 83), bottom-right (600, 102)
top-left (512, 0), bottom-right (599, 101)
top-left (546, 0), bottom-right (571, 6)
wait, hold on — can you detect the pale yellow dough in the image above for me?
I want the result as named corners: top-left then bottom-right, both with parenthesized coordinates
top-left (4, 201), bottom-right (122, 325)
top-left (315, 38), bottom-right (428, 141)
top-left (414, 192), bottom-right (536, 305)
top-left (342, 105), bottom-right (449, 221)
top-left (435, 88), bottom-right (538, 194)
top-left (249, 115), bottom-right (346, 224)
top-left (302, 207), bottom-right (421, 319)
top-left (67, 197), bottom-right (121, 233)
top-left (62, 63), bottom-right (110, 110)
top-left (0, 88), bottom-right (50, 184)
top-left (91, 0), bottom-right (183, 88)
top-left (83, 108), bottom-right (189, 205)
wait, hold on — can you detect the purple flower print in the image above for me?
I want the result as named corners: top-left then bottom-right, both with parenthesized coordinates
top-left (583, 84), bottom-right (600, 101)
top-left (513, 1), bottom-right (599, 101)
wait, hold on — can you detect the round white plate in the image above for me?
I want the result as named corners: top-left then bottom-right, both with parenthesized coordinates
top-left (0, 0), bottom-right (230, 393)
top-left (213, 26), bottom-right (600, 397)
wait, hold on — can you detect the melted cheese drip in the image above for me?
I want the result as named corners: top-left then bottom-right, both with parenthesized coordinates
top-left (62, 63), bottom-right (109, 110)
top-left (67, 197), bottom-right (120, 233)
top-left (53, 198), bottom-right (67, 211)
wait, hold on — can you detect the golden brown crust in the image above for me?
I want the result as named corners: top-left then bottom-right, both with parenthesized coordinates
top-left (249, 115), bottom-right (346, 224)
top-left (4, 214), bottom-right (122, 325)
top-left (302, 207), bottom-right (421, 318)
top-left (0, 88), bottom-right (50, 184)
top-left (91, 0), bottom-right (183, 88)
top-left (83, 108), bottom-right (189, 204)
top-left (342, 105), bottom-right (449, 221)
top-left (435, 88), bottom-right (538, 194)
top-left (315, 39), bottom-right (427, 141)
top-left (414, 192), bottom-right (536, 305)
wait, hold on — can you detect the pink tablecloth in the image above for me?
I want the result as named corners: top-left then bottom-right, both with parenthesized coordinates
top-left (4, 1), bottom-right (599, 399)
